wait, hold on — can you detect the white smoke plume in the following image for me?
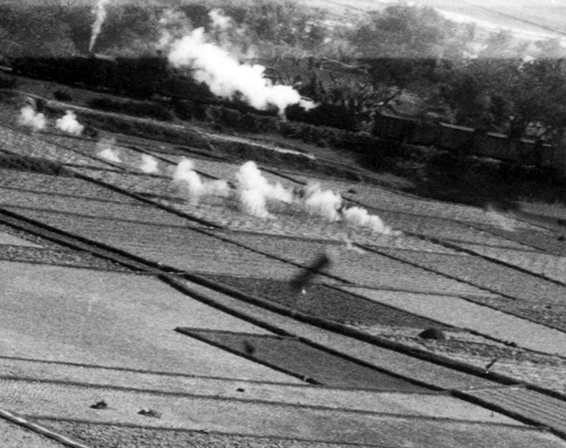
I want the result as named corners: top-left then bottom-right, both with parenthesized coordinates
top-left (303, 183), bottom-right (342, 222)
top-left (235, 161), bottom-right (293, 218)
top-left (173, 158), bottom-right (232, 204)
top-left (97, 137), bottom-right (120, 162)
top-left (89, 0), bottom-right (111, 52)
top-left (207, 179), bottom-right (231, 197)
top-left (343, 206), bottom-right (391, 234)
top-left (173, 158), bottom-right (204, 203)
top-left (98, 148), bottom-right (120, 163)
top-left (140, 154), bottom-right (159, 174)
top-left (167, 24), bottom-right (302, 113)
top-left (56, 111), bottom-right (84, 135)
top-left (18, 105), bottom-right (46, 132)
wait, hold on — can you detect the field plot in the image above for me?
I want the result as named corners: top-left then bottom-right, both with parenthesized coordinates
top-left (1, 208), bottom-right (299, 279)
top-left (3, 379), bottom-right (558, 448)
top-left (0, 189), bottom-right (191, 227)
top-left (221, 231), bottom-right (490, 296)
top-left (0, 169), bottom-right (141, 203)
top-left (179, 329), bottom-right (429, 391)
top-left (0, 261), bottom-right (294, 381)
top-left (373, 209), bottom-right (533, 249)
top-left (378, 247), bottom-right (566, 304)
top-left (0, 126), bottom-right (111, 169)
top-left (470, 295), bottom-right (566, 334)
top-left (457, 243), bottom-right (566, 284)
top-left (0, 216), bottom-right (130, 271)
top-left (202, 274), bottom-right (448, 328)
top-left (480, 225), bottom-right (566, 257)
top-left (344, 288), bottom-right (566, 357)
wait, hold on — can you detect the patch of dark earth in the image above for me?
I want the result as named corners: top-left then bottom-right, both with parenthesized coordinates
top-left (201, 275), bottom-right (449, 329)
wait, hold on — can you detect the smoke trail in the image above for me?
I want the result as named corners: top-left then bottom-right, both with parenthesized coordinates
top-left (234, 161), bottom-right (294, 218)
top-left (18, 105), bottom-right (46, 132)
top-left (343, 206), bottom-right (391, 233)
top-left (303, 183), bottom-right (342, 222)
top-left (173, 158), bottom-right (204, 204)
top-left (56, 111), bottom-right (84, 135)
top-left (98, 148), bottom-right (120, 162)
top-left (89, 0), bottom-right (111, 52)
top-left (97, 137), bottom-right (120, 162)
top-left (167, 24), bottom-right (302, 113)
top-left (140, 154), bottom-right (159, 174)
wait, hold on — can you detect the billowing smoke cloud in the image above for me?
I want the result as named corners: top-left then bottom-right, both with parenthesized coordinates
top-left (173, 158), bottom-right (231, 204)
top-left (167, 15), bottom-right (303, 113)
top-left (89, 0), bottom-right (111, 52)
top-left (18, 105), bottom-right (46, 132)
top-left (56, 111), bottom-right (84, 135)
top-left (173, 158), bottom-right (204, 204)
top-left (303, 183), bottom-right (342, 222)
top-left (140, 154), bottom-right (159, 173)
top-left (343, 206), bottom-right (391, 234)
top-left (97, 137), bottom-right (120, 162)
top-left (235, 161), bottom-right (293, 218)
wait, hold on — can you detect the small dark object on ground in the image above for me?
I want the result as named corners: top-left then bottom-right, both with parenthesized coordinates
top-left (236, 388), bottom-right (245, 392)
top-left (90, 400), bottom-right (108, 410)
top-left (418, 328), bottom-right (446, 341)
top-left (243, 341), bottom-right (256, 356)
top-left (557, 219), bottom-right (566, 226)
top-left (138, 408), bottom-right (161, 418)
top-left (558, 235), bottom-right (565, 242)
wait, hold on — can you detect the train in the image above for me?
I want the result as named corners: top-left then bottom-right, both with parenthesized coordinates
top-left (372, 111), bottom-right (566, 172)
top-left (7, 54), bottom-right (566, 173)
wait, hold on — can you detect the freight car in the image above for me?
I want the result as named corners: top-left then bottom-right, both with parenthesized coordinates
top-left (372, 111), bottom-right (566, 171)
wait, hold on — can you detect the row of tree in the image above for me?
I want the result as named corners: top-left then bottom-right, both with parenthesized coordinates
top-left (2, 1), bottom-right (566, 144)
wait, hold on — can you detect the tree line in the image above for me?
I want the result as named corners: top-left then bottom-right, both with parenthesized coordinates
top-left (2, 0), bottom-right (566, 145)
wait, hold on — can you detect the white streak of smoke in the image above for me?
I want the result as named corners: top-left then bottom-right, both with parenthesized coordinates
top-left (207, 179), bottom-right (231, 197)
top-left (173, 158), bottom-right (231, 204)
top-left (56, 111), bottom-right (84, 135)
top-left (18, 105), bottom-right (46, 131)
top-left (140, 154), bottom-right (159, 173)
top-left (89, 0), bottom-right (111, 52)
top-left (168, 27), bottom-right (301, 112)
top-left (99, 148), bottom-right (120, 163)
top-left (235, 161), bottom-right (292, 218)
top-left (343, 206), bottom-right (391, 233)
top-left (97, 137), bottom-right (120, 162)
top-left (173, 158), bottom-right (203, 203)
top-left (239, 188), bottom-right (270, 218)
top-left (304, 185), bottom-right (342, 222)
